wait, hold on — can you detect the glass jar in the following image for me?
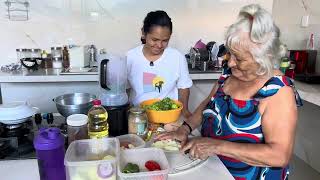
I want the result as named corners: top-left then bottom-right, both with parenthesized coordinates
top-left (128, 107), bottom-right (148, 136)
top-left (52, 57), bottom-right (62, 68)
top-left (31, 48), bottom-right (41, 59)
top-left (16, 48), bottom-right (24, 60)
top-left (67, 114), bottom-right (88, 145)
top-left (24, 49), bottom-right (32, 59)
top-left (51, 47), bottom-right (62, 58)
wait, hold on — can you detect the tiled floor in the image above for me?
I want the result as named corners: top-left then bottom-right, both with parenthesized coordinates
top-left (290, 155), bottom-right (320, 180)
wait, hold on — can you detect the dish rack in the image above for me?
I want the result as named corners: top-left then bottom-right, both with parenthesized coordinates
top-left (4, 0), bottom-right (29, 21)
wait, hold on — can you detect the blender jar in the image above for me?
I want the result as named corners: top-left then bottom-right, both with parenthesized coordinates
top-left (99, 55), bottom-right (128, 106)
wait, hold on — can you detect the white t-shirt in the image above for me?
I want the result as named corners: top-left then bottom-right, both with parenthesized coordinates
top-left (127, 45), bottom-right (193, 106)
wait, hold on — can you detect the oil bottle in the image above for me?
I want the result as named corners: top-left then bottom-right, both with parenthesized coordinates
top-left (88, 99), bottom-right (109, 138)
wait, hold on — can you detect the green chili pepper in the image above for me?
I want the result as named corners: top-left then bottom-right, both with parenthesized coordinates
top-left (122, 163), bottom-right (140, 173)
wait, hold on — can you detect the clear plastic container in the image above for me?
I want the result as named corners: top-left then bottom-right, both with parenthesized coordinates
top-left (118, 148), bottom-right (169, 180)
top-left (116, 134), bottom-right (145, 150)
top-left (65, 138), bottom-right (120, 180)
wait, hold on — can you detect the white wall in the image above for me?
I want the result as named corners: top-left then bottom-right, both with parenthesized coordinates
top-left (0, 0), bottom-right (272, 66)
top-left (273, 0), bottom-right (320, 72)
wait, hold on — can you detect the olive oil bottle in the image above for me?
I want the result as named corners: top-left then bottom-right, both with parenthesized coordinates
top-left (88, 99), bottom-right (109, 138)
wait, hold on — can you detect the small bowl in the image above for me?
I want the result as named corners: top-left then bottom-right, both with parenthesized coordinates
top-left (140, 99), bottom-right (183, 124)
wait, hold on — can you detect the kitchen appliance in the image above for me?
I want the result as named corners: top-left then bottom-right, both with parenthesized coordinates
top-left (289, 50), bottom-right (319, 83)
top-left (0, 115), bottom-right (66, 160)
top-left (68, 45), bottom-right (91, 68)
top-left (99, 55), bottom-right (129, 136)
top-left (53, 93), bottom-right (96, 118)
top-left (289, 50), bottom-right (317, 74)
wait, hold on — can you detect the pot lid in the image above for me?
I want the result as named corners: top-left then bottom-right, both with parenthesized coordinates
top-left (0, 101), bottom-right (38, 120)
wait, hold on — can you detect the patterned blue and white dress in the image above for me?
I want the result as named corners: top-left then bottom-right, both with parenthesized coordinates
top-left (201, 71), bottom-right (302, 180)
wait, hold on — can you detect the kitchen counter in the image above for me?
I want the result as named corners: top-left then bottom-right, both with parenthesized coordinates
top-left (0, 69), bottom-right (221, 82)
top-left (0, 156), bottom-right (233, 180)
top-left (294, 81), bottom-right (320, 106)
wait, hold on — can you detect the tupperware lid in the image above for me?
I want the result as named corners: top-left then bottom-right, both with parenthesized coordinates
top-left (67, 114), bottom-right (88, 126)
top-left (33, 127), bottom-right (64, 150)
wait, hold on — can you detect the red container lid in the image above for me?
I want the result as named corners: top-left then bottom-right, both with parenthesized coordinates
top-left (93, 99), bottom-right (101, 106)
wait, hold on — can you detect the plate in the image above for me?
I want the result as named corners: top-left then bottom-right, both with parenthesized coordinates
top-left (166, 153), bottom-right (207, 174)
top-left (146, 138), bottom-right (207, 174)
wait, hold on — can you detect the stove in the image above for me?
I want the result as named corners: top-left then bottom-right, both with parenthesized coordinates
top-left (0, 115), bottom-right (67, 160)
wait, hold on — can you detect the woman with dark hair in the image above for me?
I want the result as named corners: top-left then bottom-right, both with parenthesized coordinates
top-left (127, 10), bottom-right (193, 118)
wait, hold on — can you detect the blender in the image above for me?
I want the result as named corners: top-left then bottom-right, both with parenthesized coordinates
top-left (99, 54), bottom-right (129, 136)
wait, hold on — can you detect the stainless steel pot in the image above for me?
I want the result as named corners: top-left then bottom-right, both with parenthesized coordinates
top-left (53, 93), bottom-right (96, 117)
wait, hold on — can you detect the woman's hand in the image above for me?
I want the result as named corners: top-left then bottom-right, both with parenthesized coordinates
top-left (155, 126), bottom-right (189, 147)
top-left (181, 137), bottom-right (220, 160)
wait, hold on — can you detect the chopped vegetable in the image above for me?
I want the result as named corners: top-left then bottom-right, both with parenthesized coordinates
top-left (145, 160), bottom-right (161, 171)
top-left (143, 97), bottom-right (180, 111)
top-left (152, 139), bottom-right (181, 151)
top-left (120, 141), bottom-right (135, 150)
top-left (122, 163), bottom-right (140, 173)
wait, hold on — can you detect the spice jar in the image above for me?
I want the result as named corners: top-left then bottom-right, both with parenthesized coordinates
top-left (52, 57), bottom-right (62, 69)
top-left (128, 107), bottom-right (148, 137)
top-left (67, 114), bottom-right (88, 145)
top-left (51, 47), bottom-right (62, 58)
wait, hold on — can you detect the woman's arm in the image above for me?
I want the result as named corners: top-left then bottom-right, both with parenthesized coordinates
top-left (186, 86), bottom-right (297, 167)
top-left (157, 82), bottom-right (219, 143)
top-left (178, 88), bottom-right (192, 118)
top-left (182, 82), bottom-right (219, 132)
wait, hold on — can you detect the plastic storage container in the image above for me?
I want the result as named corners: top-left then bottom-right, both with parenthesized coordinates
top-left (64, 138), bottom-right (119, 180)
top-left (116, 134), bottom-right (146, 149)
top-left (118, 148), bottom-right (169, 180)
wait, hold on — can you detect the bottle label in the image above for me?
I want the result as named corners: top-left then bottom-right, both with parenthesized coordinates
top-left (88, 131), bottom-right (108, 139)
top-left (136, 123), bottom-right (146, 135)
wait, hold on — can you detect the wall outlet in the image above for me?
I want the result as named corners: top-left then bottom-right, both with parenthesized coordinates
top-left (301, 15), bottom-right (309, 27)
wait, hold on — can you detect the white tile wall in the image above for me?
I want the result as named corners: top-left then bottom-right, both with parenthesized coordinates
top-left (0, 0), bottom-right (272, 65)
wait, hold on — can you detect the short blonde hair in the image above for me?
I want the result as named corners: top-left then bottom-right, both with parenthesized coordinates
top-left (225, 4), bottom-right (286, 77)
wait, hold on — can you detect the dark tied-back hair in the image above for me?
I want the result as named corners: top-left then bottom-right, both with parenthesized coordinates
top-left (141, 10), bottom-right (172, 44)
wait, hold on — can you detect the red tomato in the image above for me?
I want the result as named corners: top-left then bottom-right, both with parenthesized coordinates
top-left (145, 160), bottom-right (161, 171)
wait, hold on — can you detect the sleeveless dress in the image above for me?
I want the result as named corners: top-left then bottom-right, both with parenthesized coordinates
top-left (201, 72), bottom-right (302, 180)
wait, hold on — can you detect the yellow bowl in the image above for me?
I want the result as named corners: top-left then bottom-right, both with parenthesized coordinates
top-left (140, 99), bottom-right (183, 124)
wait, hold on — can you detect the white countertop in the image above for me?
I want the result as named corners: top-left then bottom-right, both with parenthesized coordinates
top-left (0, 69), bottom-right (220, 82)
top-left (0, 69), bottom-right (98, 82)
top-left (294, 81), bottom-right (320, 106)
top-left (0, 156), bottom-right (233, 180)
